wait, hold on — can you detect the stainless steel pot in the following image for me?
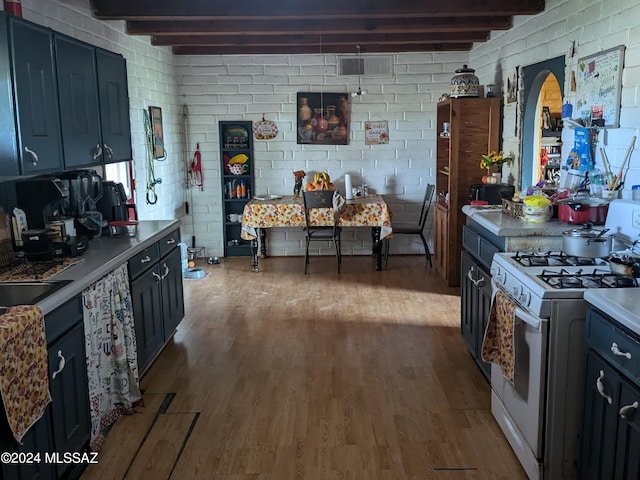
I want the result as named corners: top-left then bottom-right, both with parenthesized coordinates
top-left (562, 225), bottom-right (612, 258)
top-left (608, 250), bottom-right (640, 276)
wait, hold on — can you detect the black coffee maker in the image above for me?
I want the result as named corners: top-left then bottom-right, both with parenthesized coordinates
top-left (97, 181), bottom-right (137, 223)
top-left (15, 177), bottom-right (70, 228)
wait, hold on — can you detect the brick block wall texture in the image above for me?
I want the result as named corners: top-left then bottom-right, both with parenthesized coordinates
top-left (10, 0), bottom-right (640, 258)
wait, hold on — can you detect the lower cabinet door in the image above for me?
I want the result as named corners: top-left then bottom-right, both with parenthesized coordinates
top-left (614, 378), bottom-right (640, 480)
top-left (0, 409), bottom-right (56, 480)
top-left (48, 321), bottom-right (91, 479)
top-left (160, 247), bottom-right (185, 339)
top-left (131, 265), bottom-right (164, 373)
top-left (581, 352), bottom-right (619, 480)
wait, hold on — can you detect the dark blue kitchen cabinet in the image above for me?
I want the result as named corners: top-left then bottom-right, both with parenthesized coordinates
top-left (47, 310), bottom-right (91, 479)
top-left (55, 34), bottom-right (102, 169)
top-left (0, 14), bottom-right (63, 176)
top-left (129, 229), bottom-right (184, 375)
top-left (96, 49), bottom-right (132, 164)
top-left (130, 261), bottom-right (165, 373)
top-left (0, 409), bottom-right (56, 480)
top-left (0, 296), bottom-right (90, 480)
top-left (581, 308), bottom-right (640, 479)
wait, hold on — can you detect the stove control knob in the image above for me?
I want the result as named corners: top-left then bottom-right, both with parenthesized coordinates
top-left (493, 267), bottom-right (506, 285)
top-left (519, 290), bottom-right (531, 307)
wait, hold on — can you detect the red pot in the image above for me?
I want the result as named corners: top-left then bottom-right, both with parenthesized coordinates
top-left (557, 197), bottom-right (609, 225)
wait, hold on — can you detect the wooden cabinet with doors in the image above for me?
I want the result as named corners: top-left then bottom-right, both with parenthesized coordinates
top-left (581, 307), bottom-right (640, 479)
top-left (129, 228), bottom-right (185, 374)
top-left (434, 98), bottom-right (500, 287)
top-left (96, 48), bottom-right (132, 164)
top-left (0, 13), bottom-right (63, 176)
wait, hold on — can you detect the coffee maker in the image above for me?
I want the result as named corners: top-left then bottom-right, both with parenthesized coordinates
top-left (58, 170), bottom-right (105, 238)
top-left (97, 181), bottom-right (137, 223)
top-left (15, 177), bottom-right (69, 228)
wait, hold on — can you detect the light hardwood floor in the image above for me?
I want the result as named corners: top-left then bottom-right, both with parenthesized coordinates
top-left (80, 255), bottom-right (526, 480)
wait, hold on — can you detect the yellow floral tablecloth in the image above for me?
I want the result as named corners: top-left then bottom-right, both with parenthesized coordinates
top-left (241, 194), bottom-right (392, 240)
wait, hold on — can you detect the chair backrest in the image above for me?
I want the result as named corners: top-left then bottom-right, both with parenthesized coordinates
top-left (302, 190), bottom-right (337, 229)
top-left (418, 184), bottom-right (436, 229)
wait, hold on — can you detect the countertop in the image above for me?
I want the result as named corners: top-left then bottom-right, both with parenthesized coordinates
top-left (584, 289), bottom-right (640, 335)
top-left (37, 219), bottom-right (180, 315)
top-left (462, 205), bottom-right (571, 237)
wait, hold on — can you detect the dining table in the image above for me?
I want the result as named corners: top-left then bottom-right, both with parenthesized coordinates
top-left (240, 194), bottom-right (393, 271)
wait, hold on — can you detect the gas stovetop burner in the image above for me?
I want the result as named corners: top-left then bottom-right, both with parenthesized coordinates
top-left (512, 251), bottom-right (605, 268)
top-left (538, 268), bottom-right (638, 289)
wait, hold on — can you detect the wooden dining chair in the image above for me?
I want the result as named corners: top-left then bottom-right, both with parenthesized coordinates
top-left (302, 190), bottom-right (342, 274)
top-left (384, 183), bottom-right (435, 267)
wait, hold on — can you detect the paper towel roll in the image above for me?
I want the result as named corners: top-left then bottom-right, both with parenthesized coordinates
top-left (344, 174), bottom-right (353, 199)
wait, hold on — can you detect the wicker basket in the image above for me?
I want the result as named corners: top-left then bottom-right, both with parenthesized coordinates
top-left (502, 198), bottom-right (523, 218)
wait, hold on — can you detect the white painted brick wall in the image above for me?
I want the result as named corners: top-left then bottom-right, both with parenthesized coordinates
top-left (11, 0), bottom-right (640, 260)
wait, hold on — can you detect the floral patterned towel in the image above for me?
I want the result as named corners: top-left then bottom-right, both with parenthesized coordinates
top-left (0, 305), bottom-right (51, 443)
top-left (481, 291), bottom-right (516, 384)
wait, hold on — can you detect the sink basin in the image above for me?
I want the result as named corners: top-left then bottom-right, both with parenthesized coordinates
top-left (0, 280), bottom-right (73, 308)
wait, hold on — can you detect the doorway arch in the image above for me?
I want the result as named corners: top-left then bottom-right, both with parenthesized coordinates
top-left (521, 55), bottom-right (565, 189)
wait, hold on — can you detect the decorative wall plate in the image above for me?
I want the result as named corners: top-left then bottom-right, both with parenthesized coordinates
top-left (253, 117), bottom-right (278, 140)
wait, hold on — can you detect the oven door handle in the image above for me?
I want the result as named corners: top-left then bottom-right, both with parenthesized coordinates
top-left (515, 307), bottom-right (543, 330)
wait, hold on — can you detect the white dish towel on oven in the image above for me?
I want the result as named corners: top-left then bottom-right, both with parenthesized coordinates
top-left (481, 289), bottom-right (517, 385)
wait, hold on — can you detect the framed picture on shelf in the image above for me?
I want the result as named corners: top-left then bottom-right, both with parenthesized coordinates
top-left (297, 92), bottom-right (349, 145)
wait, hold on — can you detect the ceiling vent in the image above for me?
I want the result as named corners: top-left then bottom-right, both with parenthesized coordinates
top-left (338, 55), bottom-right (393, 78)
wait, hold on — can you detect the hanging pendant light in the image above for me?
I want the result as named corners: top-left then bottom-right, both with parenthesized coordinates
top-left (351, 45), bottom-right (367, 97)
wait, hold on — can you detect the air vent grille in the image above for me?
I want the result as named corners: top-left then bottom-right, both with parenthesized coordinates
top-left (339, 55), bottom-right (393, 77)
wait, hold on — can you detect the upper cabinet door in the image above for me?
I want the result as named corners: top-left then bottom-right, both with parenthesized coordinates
top-left (96, 49), bottom-right (132, 164)
top-left (10, 17), bottom-right (63, 174)
top-left (55, 35), bottom-right (102, 169)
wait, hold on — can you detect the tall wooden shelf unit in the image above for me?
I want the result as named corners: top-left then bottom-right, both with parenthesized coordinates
top-left (434, 98), bottom-right (500, 287)
top-left (219, 121), bottom-right (254, 257)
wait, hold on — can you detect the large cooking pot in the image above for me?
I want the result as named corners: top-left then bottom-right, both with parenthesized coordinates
top-left (562, 224), bottom-right (612, 258)
top-left (557, 197), bottom-right (609, 225)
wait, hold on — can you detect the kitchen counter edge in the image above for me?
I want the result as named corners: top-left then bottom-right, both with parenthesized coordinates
top-left (584, 289), bottom-right (640, 335)
top-left (462, 205), bottom-right (569, 237)
top-left (38, 219), bottom-right (181, 315)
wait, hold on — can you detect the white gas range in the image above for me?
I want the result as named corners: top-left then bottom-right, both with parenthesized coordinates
top-left (488, 199), bottom-right (640, 480)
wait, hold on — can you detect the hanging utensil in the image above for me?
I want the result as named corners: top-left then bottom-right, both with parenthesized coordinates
top-left (191, 143), bottom-right (203, 191)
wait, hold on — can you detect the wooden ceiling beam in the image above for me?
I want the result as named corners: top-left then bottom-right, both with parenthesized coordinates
top-left (91, 0), bottom-right (545, 20)
top-left (151, 31), bottom-right (490, 47)
top-left (171, 43), bottom-right (474, 55)
top-left (126, 17), bottom-right (512, 36)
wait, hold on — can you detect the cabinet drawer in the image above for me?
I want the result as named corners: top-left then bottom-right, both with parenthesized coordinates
top-left (128, 243), bottom-right (160, 281)
top-left (587, 309), bottom-right (640, 382)
top-left (462, 225), bottom-right (499, 270)
top-left (158, 228), bottom-right (180, 258)
top-left (45, 295), bottom-right (83, 344)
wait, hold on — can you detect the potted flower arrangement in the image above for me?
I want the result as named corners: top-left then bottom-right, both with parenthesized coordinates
top-left (480, 151), bottom-right (512, 184)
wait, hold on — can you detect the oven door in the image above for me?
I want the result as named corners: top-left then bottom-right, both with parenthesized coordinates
top-left (491, 304), bottom-right (549, 461)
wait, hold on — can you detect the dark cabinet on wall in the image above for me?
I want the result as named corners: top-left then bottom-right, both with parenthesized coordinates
top-left (219, 121), bottom-right (254, 257)
top-left (0, 14), bottom-right (63, 176)
top-left (0, 12), bottom-right (132, 176)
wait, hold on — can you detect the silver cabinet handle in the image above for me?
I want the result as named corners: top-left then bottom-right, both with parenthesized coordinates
top-left (161, 263), bottom-right (169, 280)
top-left (619, 401), bottom-right (639, 419)
top-left (103, 144), bottom-right (113, 159)
top-left (611, 342), bottom-right (632, 360)
top-left (24, 146), bottom-right (39, 165)
top-left (166, 238), bottom-right (176, 245)
top-left (596, 370), bottom-right (613, 405)
top-left (140, 255), bottom-right (152, 263)
top-left (152, 272), bottom-right (161, 283)
top-left (92, 143), bottom-right (102, 160)
top-left (52, 350), bottom-right (66, 379)
top-left (466, 267), bottom-right (486, 288)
